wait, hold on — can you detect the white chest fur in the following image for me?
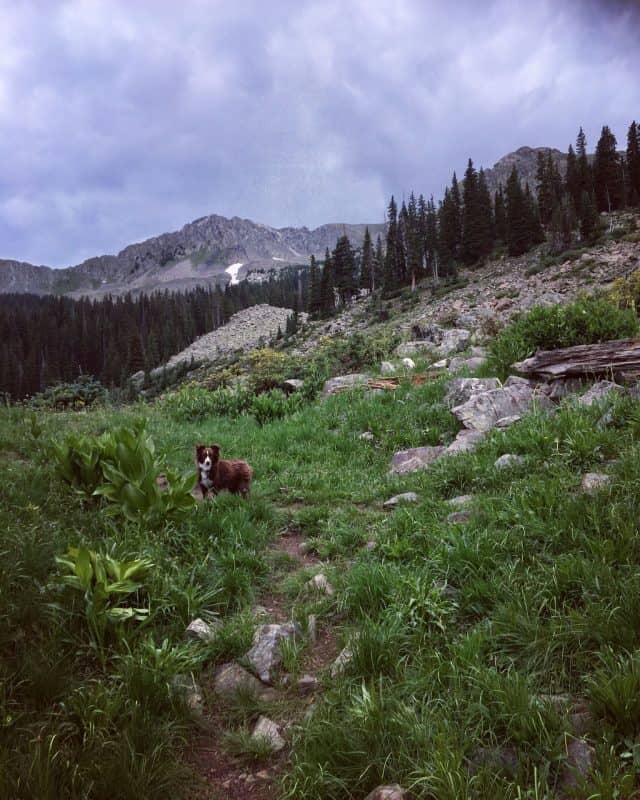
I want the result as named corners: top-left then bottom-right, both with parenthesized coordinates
top-left (199, 464), bottom-right (214, 488)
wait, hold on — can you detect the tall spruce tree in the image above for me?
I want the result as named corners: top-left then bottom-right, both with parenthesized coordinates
top-left (332, 234), bottom-right (357, 305)
top-left (308, 254), bottom-right (322, 315)
top-left (319, 248), bottom-right (335, 317)
top-left (374, 235), bottom-right (384, 292)
top-left (359, 227), bottom-right (374, 292)
top-left (425, 197), bottom-right (438, 278)
top-left (383, 196), bottom-right (400, 294)
top-left (494, 186), bottom-right (507, 244)
top-left (461, 158), bottom-right (481, 265)
top-left (626, 120), bottom-right (640, 206)
top-left (594, 125), bottom-right (624, 212)
top-left (505, 166), bottom-right (530, 256)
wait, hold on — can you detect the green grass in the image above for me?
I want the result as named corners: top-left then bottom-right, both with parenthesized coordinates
top-left (4, 361), bottom-right (640, 797)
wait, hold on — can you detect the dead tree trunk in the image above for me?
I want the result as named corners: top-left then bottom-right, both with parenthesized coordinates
top-left (513, 338), bottom-right (640, 381)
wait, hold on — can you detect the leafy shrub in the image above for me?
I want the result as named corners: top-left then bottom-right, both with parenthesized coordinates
top-left (246, 348), bottom-right (300, 393)
top-left (163, 382), bottom-right (252, 421)
top-left (249, 389), bottom-right (302, 425)
top-left (53, 420), bottom-right (196, 524)
top-left (609, 270), bottom-right (640, 313)
top-left (487, 296), bottom-right (638, 378)
top-left (30, 375), bottom-right (106, 410)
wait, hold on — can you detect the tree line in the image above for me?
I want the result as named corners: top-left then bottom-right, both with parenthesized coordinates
top-left (308, 119), bottom-right (640, 316)
top-left (0, 268), bottom-right (308, 399)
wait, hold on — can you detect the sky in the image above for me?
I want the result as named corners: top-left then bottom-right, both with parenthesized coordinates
top-left (0, 0), bottom-right (639, 268)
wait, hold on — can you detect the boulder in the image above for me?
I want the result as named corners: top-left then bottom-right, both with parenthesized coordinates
top-left (467, 745), bottom-right (519, 777)
top-left (296, 674), bottom-right (319, 695)
top-left (251, 716), bottom-right (286, 752)
top-left (364, 786), bottom-right (407, 800)
top-left (359, 430), bottom-right (375, 441)
top-left (330, 640), bottom-right (357, 678)
top-left (383, 491), bottom-right (419, 509)
top-left (444, 377), bottom-right (501, 407)
top-left (380, 361), bottom-right (396, 375)
top-left (395, 341), bottom-right (435, 358)
top-left (389, 445), bottom-right (445, 475)
top-left (495, 454), bottom-right (526, 470)
top-left (213, 663), bottom-right (272, 700)
top-left (445, 429), bottom-right (486, 455)
top-left (447, 510), bottom-right (472, 524)
top-left (559, 738), bottom-right (595, 790)
top-left (184, 617), bottom-right (221, 643)
top-left (306, 574), bottom-right (335, 596)
top-left (452, 383), bottom-right (553, 432)
top-left (401, 357), bottom-right (416, 369)
top-left (580, 472), bottom-right (611, 494)
top-left (171, 674), bottom-right (204, 715)
top-left (447, 494), bottom-right (474, 508)
top-left (322, 373), bottom-right (370, 397)
top-left (282, 378), bottom-right (304, 393)
top-left (577, 380), bottom-right (625, 407)
top-left (245, 623), bottom-right (300, 684)
top-left (436, 328), bottom-right (471, 356)
top-left (448, 355), bottom-right (488, 373)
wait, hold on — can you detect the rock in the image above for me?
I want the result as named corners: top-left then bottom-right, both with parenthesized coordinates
top-left (580, 472), bottom-right (611, 493)
top-left (448, 355), bottom-right (488, 373)
top-left (389, 445), bottom-right (445, 475)
top-left (447, 494), bottom-right (474, 508)
top-left (570, 711), bottom-right (594, 736)
top-left (365, 540), bottom-right (377, 550)
top-left (467, 745), bottom-right (519, 777)
top-left (282, 378), bottom-right (304, 393)
top-left (171, 674), bottom-right (204, 715)
top-left (359, 431), bottom-right (375, 441)
top-left (130, 370), bottom-right (146, 390)
top-left (560, 738), bottom-right (595, 790)
top-left (322, 373), bottom-right (370, 397)
top-left (298, 541), bottom-right (314, 556)
top-left (452, 383), bottom-right (553, 432)
top-left (245, 623), bottom-right (301, 684)
top-left (504, 375), bottom-right (535, 388)
top-left (444, 377), bottom-right (501, 407)
top-left (495, 414), bottom-right (522, 428)
top-left (296, 674), bottom-right (319, 695)
top-left (251, 716), bottom-right (286, 752)
top-left (401, 357), bottom-right (416, 369)
top-left (436, 328), bottom-right (472, 356)
top-left (213, 663), bottom-right (273, 700)
top-left (577, 380), bottom-right (626, 407)
top-left (431, 358), bottom-right (449, 368)
top-left (494, 454), bottom-right (525, 470)
top-left (380, 361), bottom-right (396, 375)
top-left (307, 614), bottom-right (317, 644)
top-left (447, 510), bottom-right (472, 524)
top-left (445, 429), bottom-right (486, 455)
top-left (395, 341), bottom-right (436, 358)
top-left (383, 492), bottom-right (419, 509)
top-left (548, 377), bottom-right (584, 401)
top-left (307, 574), bottom-right (335, 596)
top-left (434, 580), bottom-right (459, 600)
top-left (330, 641), bottom-right (356, 677)
top-left (364, 785), bottom-right (407, 800)
top-left (184, 617), bottom-right (221, 643)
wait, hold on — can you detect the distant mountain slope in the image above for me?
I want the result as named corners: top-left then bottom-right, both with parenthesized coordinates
top-left (481, 146), bottom-right (568, 196)
top-left (0, 216), bottom-right (386, 297)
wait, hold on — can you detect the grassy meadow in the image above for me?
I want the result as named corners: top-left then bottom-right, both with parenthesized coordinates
top-left (4, 315), bottom-right (640, 798)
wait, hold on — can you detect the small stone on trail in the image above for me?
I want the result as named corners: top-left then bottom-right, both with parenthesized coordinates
top-left (251, 715), bottom-right (286, 752)
top-left (184, 617), bottom-right (221, 643)
top-left (213, 662), bottom-right (274, 700)
top-left (447, 510), bottom-right (472, 524)
top-left (447, 494), bottom-right (474, 507)
top-left (307, 573), bottom-right (335, 596)
top-left (383, 491), bottom-right (419, 509)
top-left (380, 361), bottom-right (396, 375)
top-left (245, 622), bottom-right (301, 684)
top-left (297, 674), bottom-right (319, 695)
top-left (364, 786), bottom-right (407, 800)
top-left (401, 357), bottom-right (416, 369)
top-left (360, 431), bottom-right (375, 441)
top-left (560, 738), bottom-right (595, 790)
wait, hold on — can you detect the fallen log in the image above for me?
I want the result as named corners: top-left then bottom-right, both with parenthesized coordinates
top-left (513, 338), bottom-right (640, 381)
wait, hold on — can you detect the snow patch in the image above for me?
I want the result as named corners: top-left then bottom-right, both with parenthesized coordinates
top-left (272, 256), bottom-right (286, 261)
top-left (225, 262), bottom-right (244, 285)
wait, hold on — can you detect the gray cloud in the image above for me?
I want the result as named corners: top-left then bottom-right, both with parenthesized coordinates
top-left (0, 0), bottom-right (638, 266)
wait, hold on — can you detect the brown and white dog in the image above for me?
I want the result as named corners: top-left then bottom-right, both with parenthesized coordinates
top-left (195, 444), bottom-right (252, 499)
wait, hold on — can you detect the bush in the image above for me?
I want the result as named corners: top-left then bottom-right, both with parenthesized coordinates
top-left (249, 389), bottom-right (302, 425)
top-left (487, 296), bottom-right (638, 378)
top-left (163, 383), bottom-right (252, 421)
top-left (608, 270), bottom-right (640, 314)
top-left (30, 375), bottom-right (106, 410)
top-left (246, 348), bottom-right (300, 393)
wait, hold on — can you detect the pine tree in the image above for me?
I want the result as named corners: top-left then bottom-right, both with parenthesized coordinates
top-left (319, 248), bottom-right (335, 317)
top-left (626, 120), bottom-right (640, 206)
top-left (425, 197), bottom-right (438, 278)
top-left (505, 166), bottom-right (530, 256)
top-left (576, 126), bottom-right (592, 198)
top-left (525, 183), bottom-right (545, 246)
top-left (437, 188), bottom-right (458, 277)
top-left (536, 151), bottom-right (554, 226)
top-left (461, 158), bottom-right (480, 265)
top-left (494, 186), bottom-right (507, 244)
top-left (332, 234), bottom-right (357, 305)
top-left (579, 190), bottom-right (599, 243)
top-left (477, 168), bottom-right (494, 258)
top-left (359, 227), bottom-right (374, 292)
top-left (565, 144), bottom-right (580, 211)
top-left (383, 196), bottom-right (400, 294)
top-left (594, 125), bottom-right (624, 212)
top-left (374, 235), bottom-right (384, 292)
top-left (308, 254), bottom-right (322, 315)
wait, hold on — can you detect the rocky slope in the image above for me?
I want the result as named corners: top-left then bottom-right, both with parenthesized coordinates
top-left (0, 215), bottom-right (385, 298)
top-left (482, 146), bottom-right (567, 195)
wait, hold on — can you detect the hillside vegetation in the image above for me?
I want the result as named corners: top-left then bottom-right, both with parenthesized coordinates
top-left (5, 280), bottom-right (640, 798)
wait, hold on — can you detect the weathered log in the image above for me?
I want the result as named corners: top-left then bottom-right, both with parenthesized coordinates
top-left (513, 338), bottom-right (640, 380)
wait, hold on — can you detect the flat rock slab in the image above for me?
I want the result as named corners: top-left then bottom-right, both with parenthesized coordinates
top-left (383, 491), bottom-right (419, 509)
top-left (452, 383), bottom-right (553, 432)
top-left (252, 715), bottom-right (286, 752)
top-left (444, 377), bottom-right (501, 407)
top-left (364, 786), bottom-right (407, 800)
top-left (322, 373), bottom-right (370, 397)
top-left (245, 622), bottom-right (300, 684)
top-left (213, 663), bottom-right (273, 700)
top-left (445, 429), bottom-right (487, 455)
top-left (448, 355), bottom-right (488, 373)
top-left (447, 494), bottom-right (474, 507)
top-left (447, 510), bottom-right (473, 524)
top-left (581, 472), bottom-right (611, 493)
top-left (560, 738), bottom-right (595, 790)
top-left (390, 445), bottom-right (445, 475)
top-left (577, 380), bottom-right (626, 407)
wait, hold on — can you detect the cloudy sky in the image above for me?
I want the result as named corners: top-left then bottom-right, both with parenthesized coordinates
top-left (1, 0), bottom-right (638, 267)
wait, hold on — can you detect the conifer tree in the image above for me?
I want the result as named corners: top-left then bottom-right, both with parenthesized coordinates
top-left (319, 248), bottom-right (335, 317)
top-left (461, 158), bottom-right (480, 265)
top-left (425, 197), bottom-right (438, 278)
top-left (626, 120), bottom-right (640, 206)
top-left (383, 196), bottom-right (400, 294)
top-left (536, 151), bottom-right (554, 226)
top-left (437, 188), bottom-right (458, 277)
top-left (579, 190), bottom-right (599, 243)
top-left (374, 235), bottom-right (384, 291)
top-left (359, 227), bottom-right (374, 292)
top-left (308, 254), bottom-right (322, 315)
top-left (594, 125), bottom-right (624, 212)
top-left (494, 187), bottom-right (507, 244)
top-left (332, 234), bottom-right (357, 305)
top-left (565, 144), bottom-right (580, 211)
top-left (505, 166), bottom-right (530, 256)
top-left (576, 126), bottom-right (592, 197)
top-left (477, 168), bottom-right (494, 258)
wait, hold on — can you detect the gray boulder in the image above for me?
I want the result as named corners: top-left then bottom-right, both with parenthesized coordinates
top-left (383, 492), bottom-right (419, 509)
top-left (184, 617), bottom-right (221, 643)
top-left (577, 380), bottom-right (625, 407)
top-left (560, 738), bottom-right (595, 790)
top-left (448, 355), bottom-right (488, 373)
top-left (447, 494), bottom-right (474, 507)
top-left (395, 341), bottom-right (435, 358)
top-left (322, 373), bottom-right (370, 397)
top-left (452, 383), bottom-right (553, 432)
top-left (447, 510), bottom-right (472, 524)
top-left (495, 454), bottom-right (526, 470)
top-left (389, 445), bottom-right (445, 475)
top-left (445, 429), bottom-right (486, 455)
top-left (580, 472), bottom-right (611, 493)
top-left (380, 361), bottom-right (396, 375)
top-left (364, 786), bottom-right (407, 800)
top-left (444, 377), bottom-right (501, 407)
top-left (213, 662), bottom-right (273, 700)
top-left (282, 378), bottom-right (304, 393)
top-left (245, 622), bottom-right (300, 684)
top-left (401, 357), bottom-right (416, 369)
top-left (251, 716), bottom-right (286, 752)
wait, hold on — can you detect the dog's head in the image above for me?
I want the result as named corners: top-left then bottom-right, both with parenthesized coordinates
top-left (196, 444), bottom-right (221, 471)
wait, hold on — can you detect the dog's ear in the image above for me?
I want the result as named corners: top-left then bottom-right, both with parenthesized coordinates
top-left (211, 444), bottom-right (221, 460)
top-left (196, 444), bottom-right (205, 457)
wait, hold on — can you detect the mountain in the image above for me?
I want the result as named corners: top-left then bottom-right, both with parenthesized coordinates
top-left (481, 146), bottom-right (568, 196)
top-left (0, 216), bottom-right (385, 297)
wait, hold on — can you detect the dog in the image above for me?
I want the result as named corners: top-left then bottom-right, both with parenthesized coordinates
top-left (195, 444), bottom-right (252, 499)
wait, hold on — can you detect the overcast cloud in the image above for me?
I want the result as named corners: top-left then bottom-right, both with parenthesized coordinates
top-left (0, 0), bottom-right (638, 267)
